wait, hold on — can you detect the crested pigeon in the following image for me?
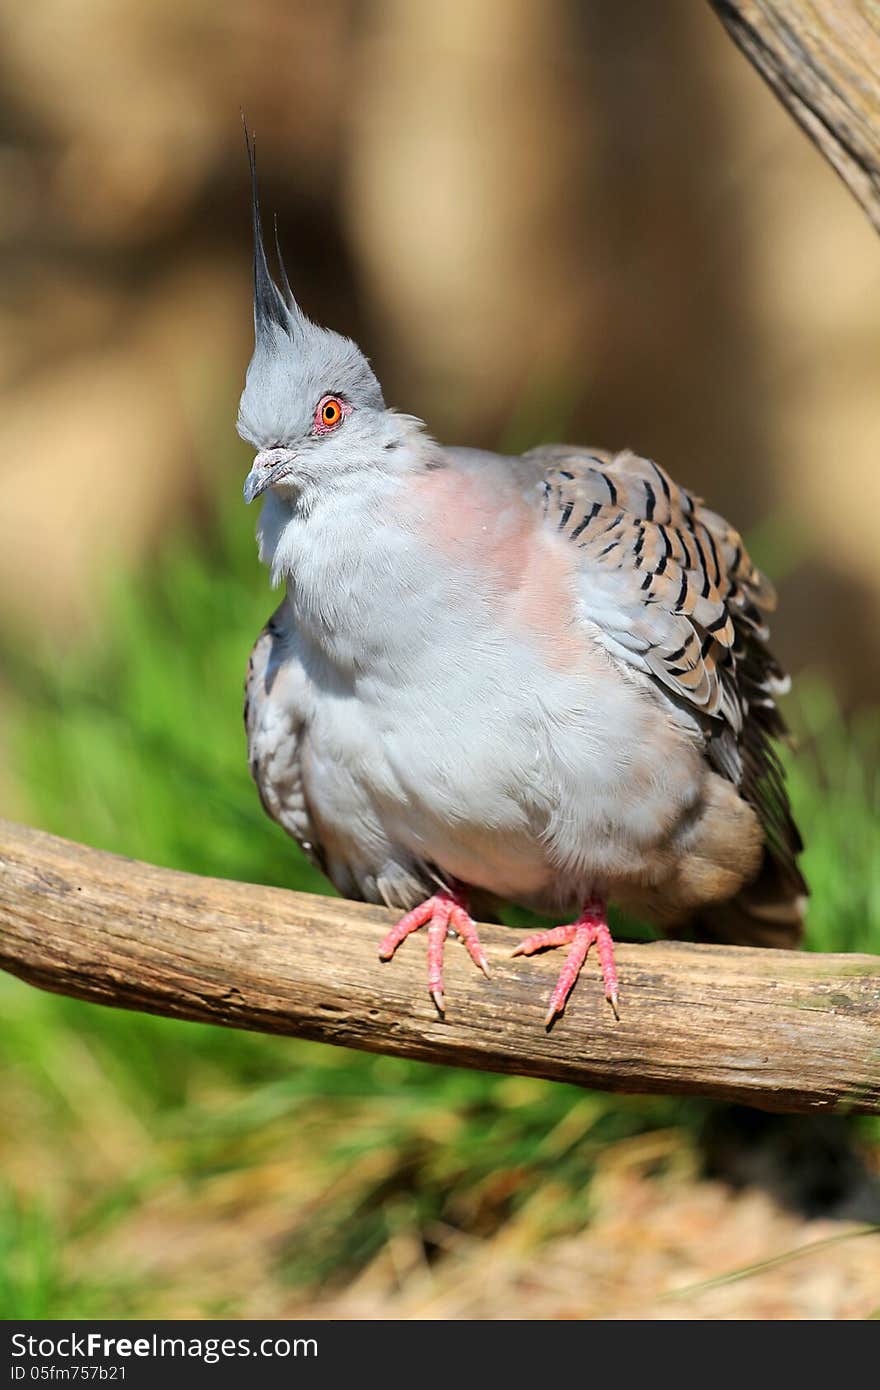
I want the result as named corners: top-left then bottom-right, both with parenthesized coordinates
top-left (239, 138), bottom-right (806, 1027)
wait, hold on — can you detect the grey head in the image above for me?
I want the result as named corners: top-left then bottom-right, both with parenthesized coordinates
top-left (237, 129), bottom-right (387, 504)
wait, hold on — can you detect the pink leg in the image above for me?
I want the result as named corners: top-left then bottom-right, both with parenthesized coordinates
top-left (378, 888), bottom-right (490, 1015)
top-left (512, 898), bottom-right (620, 1026)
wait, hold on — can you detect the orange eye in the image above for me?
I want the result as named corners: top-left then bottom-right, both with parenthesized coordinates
top-left (314, 394), bottom-right (348, 434)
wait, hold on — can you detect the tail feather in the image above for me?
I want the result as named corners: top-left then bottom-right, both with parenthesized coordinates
top-left (690, 846), bottom-right (806, 950)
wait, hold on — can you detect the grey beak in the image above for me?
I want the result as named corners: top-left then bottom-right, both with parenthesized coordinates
top-left (243, 450), bottom-right (294, 504)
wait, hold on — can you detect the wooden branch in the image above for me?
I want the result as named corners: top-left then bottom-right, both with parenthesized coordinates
top-left (1, 818), bottom-right (879, 1114)
top-left (710, 0), bottom-right (880, 230)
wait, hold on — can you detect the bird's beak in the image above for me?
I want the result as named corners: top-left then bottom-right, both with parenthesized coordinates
top-left (243, 449), bottom-right (296, 504)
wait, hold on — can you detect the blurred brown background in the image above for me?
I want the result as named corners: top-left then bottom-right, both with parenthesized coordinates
top-left (1, 0), bottom-right (878, 691)
top-left (1, 2), bottom-right (879, 1322)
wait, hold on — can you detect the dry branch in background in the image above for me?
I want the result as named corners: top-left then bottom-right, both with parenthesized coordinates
top-left (711, 0), bottom-right (880, 230)
top-left (1, 819), bottom-right (878, 1116)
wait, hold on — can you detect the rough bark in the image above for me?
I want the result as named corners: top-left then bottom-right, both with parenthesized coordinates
top-left (710, 0), bottom-right (880, 230)
top-left (1, 819), bottom-right (878, 1114)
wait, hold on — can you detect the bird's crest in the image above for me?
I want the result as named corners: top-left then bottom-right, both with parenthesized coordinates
top-left (243, 120), bottom-right (307, 342)
top-left (237, 120), bottom-right (385, 450)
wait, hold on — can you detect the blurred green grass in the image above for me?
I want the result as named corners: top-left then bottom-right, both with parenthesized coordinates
top-left (0, 495), bottom-right (878, 1317)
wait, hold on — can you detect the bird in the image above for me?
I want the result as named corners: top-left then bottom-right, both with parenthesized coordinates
top-left (239, 138), bottom-right (806, 1028)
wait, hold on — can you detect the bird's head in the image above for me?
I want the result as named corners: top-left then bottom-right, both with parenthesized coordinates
top-left (237, 131), bottom-right (387, 505)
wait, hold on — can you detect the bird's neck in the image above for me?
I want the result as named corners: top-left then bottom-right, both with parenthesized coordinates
top-left (257, 463), bottom-right (432, 673)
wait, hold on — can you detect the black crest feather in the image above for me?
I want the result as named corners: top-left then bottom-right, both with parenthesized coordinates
top-left (242, 117), bottom-right (292, 338)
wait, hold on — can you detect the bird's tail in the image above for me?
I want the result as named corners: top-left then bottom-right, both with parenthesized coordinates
top-left (689, 845), bottom-right (807, 950)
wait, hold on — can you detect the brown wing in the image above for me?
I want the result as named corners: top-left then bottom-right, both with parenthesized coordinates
top-left (528, 444), bottom-right (806, 903)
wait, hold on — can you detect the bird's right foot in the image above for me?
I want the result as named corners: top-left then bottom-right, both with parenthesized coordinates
top-left (378, 889), bottom-right (490, 1016)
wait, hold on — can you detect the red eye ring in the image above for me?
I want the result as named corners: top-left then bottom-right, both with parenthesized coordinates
top-left (315, 394), bottom-right (347, 433)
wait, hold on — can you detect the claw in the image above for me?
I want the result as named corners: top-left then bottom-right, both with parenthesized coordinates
top-left (450, 905), bottom-right (492, 978)
top-left (378, 889), bottom-right (489, 1014)
top-left (513, 899), bottom-right (621, 1026)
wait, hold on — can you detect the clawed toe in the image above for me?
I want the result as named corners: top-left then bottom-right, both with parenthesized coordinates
top-left (512, 899), bottom-right (620, 1026)
top-left (378, 890), bottom-right (489, 1015)
top-left (379, 891), bottom-right (619, 1027)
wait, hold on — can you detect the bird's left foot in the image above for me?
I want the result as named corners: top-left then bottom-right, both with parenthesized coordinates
top-left (378, 889), bottom-right (490, 1016)
top-left (512, 898), bottom-right (620, 1026)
